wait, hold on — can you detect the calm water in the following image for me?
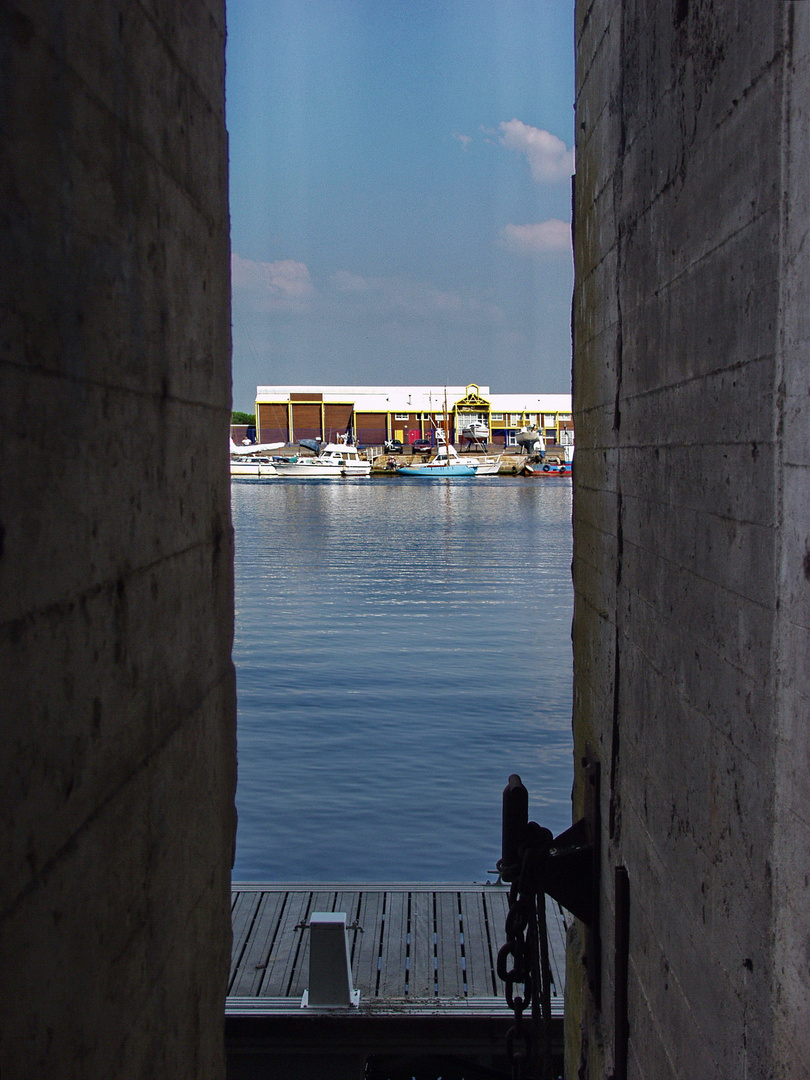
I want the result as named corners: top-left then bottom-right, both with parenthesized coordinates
top-left (231, 476), bottom-right (574, 883)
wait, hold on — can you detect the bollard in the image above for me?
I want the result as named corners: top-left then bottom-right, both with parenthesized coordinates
top-left (499, 773), bottom-right (529, 881)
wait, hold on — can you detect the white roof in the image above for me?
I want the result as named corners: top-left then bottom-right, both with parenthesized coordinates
top-left (255, 385), bottom-right (571, 413)
top-left (489, 394), bottom-right (572, 412)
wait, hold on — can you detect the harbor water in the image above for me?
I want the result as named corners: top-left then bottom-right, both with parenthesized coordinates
top-left (232, 476), bottom-right (574, 883)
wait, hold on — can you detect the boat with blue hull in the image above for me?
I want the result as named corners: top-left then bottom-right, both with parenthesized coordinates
top-left (396, 444), bottom-right (477, 478)
top-left (524, 444), bottom-right (574, 477)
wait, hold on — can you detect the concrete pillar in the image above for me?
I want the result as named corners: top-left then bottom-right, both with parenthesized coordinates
top-left (0, 3), bottom-right (236, 1077)
top-left (571, 1), bottom-right (810, 1077)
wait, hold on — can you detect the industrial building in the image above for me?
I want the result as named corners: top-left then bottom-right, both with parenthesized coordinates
top-left (253, 383), bottom-right (573, 448)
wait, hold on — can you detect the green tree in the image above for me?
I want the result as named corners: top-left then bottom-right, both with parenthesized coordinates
top-left (232, 411), bottom-right (255, 425)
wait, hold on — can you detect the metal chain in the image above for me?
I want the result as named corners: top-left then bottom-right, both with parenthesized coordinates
top-left (499, 870), bottom-right (555, 1080)
top-left (498, 880), bottom-right (534, 1080)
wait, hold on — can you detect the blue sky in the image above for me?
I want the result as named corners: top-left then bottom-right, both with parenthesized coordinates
top-left (227, 1), bottom-right (575, 410)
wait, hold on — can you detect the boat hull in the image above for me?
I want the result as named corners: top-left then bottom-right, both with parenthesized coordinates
top-left (396, 464), bottom-right (477, 477)
top-left (274, 463), bottom-right (344, 477)
top-left (230, 459), bottom-right (278, 477)
top-left (524, 462), bottom-right (571, 477)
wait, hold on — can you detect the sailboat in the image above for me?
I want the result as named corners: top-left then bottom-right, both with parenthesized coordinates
top-left (396, 392), bottom-right (477, 478)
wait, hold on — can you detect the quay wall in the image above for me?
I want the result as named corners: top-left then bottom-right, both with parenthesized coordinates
top-left (570, 2), bottom-right (810, 1078)
top-left (0, 4), bottom-right (236, 1079)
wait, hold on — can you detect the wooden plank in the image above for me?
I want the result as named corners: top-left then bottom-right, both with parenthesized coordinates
top-left (230, 891), bottom-right (288, 997)
top-left (407, 890), bottom-right (435, 999)
top-left (460, 891), bottom-right (497, 997)
top-left (435, 891), bottom-right (464, 998)
top-left (351, 890), bottom-right (384, 997)
top-left (334, 888), bottom-right (364, 979)
top-left (485, 888), bottom-right (510, 995)
top-left (226, 885), bottom-right (567, 1009)
top-left (545, 898), bottom-right (568, 997)
top-left (232, 882), bottom-right (491, 893)
top-left (229, 890), bottom-right (263, 990)
top-left (259, 891), bottom-right (312, 996)
top-left (377, 890), bottom-right (408, 998)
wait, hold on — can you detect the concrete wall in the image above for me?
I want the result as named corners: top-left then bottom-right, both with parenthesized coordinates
top-left (571, 1), bottom-right (809, 1077)
top-left (0, 4), bottom-right (236, 1078)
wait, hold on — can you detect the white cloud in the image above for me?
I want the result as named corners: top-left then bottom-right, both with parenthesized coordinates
top-left (330, 269), bottom-right (502, 322)
top-left (331, 269), bottom-right (375, 293)
top-left (231, 254), bottom-right (315, 306)
top-left (501, 220), bottom-right (572, 255)
top-left (233, 256), bottom-right (504, 328)
top-left (498, 119), bottom-right (574, 182)
top-left (452, 131), bottom-right (472, 150)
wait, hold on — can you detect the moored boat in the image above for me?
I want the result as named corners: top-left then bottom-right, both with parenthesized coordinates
top-left (523, 445), bottom-right (573, 477)
top-left (230, 456), bottom-right (278, 477)
top-left (230, 436), bottom-right (283, 477)
top-left (396, 443), bottom-right (477, 478)
top-left (524, 460), bottom-right (571, 477)
top-left (462, 452), bottom-right (503, 475)
top-left (432, 429), bottom-right (501, 475)
top-left (273, 435), bottom-right (372, 478)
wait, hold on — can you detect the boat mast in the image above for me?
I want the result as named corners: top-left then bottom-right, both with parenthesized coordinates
top-left (444, 388), bottom-right (450, 461)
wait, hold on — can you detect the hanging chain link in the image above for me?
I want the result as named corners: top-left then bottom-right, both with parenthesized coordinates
top-left (498, 879), bottom-right (534, 1079)
top-left (498, 865), bottom-right (554, 1080)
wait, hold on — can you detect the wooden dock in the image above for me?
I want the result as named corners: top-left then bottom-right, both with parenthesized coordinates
top-left (226, 882), bottom-right (569, 1079)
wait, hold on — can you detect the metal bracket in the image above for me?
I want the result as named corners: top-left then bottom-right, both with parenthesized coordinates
top-left (498, 754), bottom-right (602, 998)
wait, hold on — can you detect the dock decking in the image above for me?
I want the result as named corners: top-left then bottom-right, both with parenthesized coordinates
top-left (226, 883), bottom-right (569, 1079)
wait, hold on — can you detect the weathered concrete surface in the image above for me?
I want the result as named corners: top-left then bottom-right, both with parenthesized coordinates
top-left (571, 2), bottom-right (810, 1077)
top-left (0, 4), bottom-right (236, 1078)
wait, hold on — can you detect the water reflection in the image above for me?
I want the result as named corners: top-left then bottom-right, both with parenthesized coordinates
top-left (232, 477), bottom-right (573, 882)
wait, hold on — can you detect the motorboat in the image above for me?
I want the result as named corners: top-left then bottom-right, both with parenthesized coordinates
top-left (524, 444), bottom-right (574, 477)
top-left (461, 420), bottom-right (489, 440)
top-left (524, 459), bottom-right (571, 477)
top-left (229, 436), bottom-right (283, 477)
top-left (273, 435), bottom-right (372, 478)
top-left (230, 456), bottom-right (278, 477)
top-left (396, 443), bottom-right (477, 478)
top-left (230, 437), bottom-right (285, 456)
top-left (515, 426), bottom-right (544, 454)
top-left (460, 420), bottom-right (490, 450)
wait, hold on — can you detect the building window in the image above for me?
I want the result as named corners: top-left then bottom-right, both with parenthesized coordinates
top-left (395, 413), bottom-right (409, 420)
top-left (491, 413), bottom-right (503, 422)
top-left (542, 414), bottom-right (556, 426)
top-left (509, 414), bottom-right (521, 426)
top-left (558, 413), bottom-right (572, 422)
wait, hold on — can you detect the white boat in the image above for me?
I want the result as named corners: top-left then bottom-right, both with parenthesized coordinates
top-left (229, 437), bottom-right (283, 477)
top-left (230, 437), bottom-right (285, 456)
top-left (273, 435), bottom-right (372, 478)
top-left (461, 421), bottom-right (489, 442)
top-left (230, 456), bottom-right (278, 477)
top-left (515, 426), bottom-right (544, 453)
top-left (463, 453), bottom-right (503, 476)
